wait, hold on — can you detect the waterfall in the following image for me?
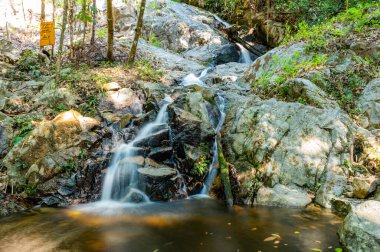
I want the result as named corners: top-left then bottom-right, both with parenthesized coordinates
top-left (211, 13), bottom-right (232, 29)
top-left (101, 95), bottom-right (173, 203)
top-left (181, 68), bottom-right (227, 196)
top-left (200, 95), bottom-right (226, 195)
top-left (237, 43), bottom-right (252, 64)
top-left (181, 68), bottom-right (211, 87)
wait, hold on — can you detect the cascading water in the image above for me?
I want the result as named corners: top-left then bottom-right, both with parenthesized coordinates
top-left (237, 43), bottom-right (253, 64)
top-left (181, 68), bottom-right (211, 87)
top-left (201, 95), bottom-right (226, 195)
top-left (101, 95), bottom-right (173, 203)
top-left (181, 69), bottom-right (227, 196)
top-left (211, 13), bottom-right (232, 29)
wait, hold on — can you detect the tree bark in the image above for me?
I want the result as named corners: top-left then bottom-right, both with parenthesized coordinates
top-left (55, 0), bottom-right (69, 83)
top-left (82, 0), bottom-right (87, 44)
top-left (107, 0), bottom-right (114, 61)
top-left (127, 0), bottom-right (147, 65)
top-left (68, 0), bottom-right (75, 58)
top-left (90, 0), bottom-right (96, 46)
top-left (41, 0), bottom-right (45, 21)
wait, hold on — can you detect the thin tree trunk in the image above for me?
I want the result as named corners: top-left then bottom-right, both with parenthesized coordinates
top-left (52, 0), bottom-right (56, 57)
top-left (107, 0), bottom-right (114, 61)
top-left (82, 0), bottom-right (87, 44)
top-left (21, 0), bottom-right (26, 22)
top-left (90, 0), bottom-right (96, 46)
top-left (69, 0), bottom-right (75, 58)
top-left (127, 0), bottom-right (147, 65)
top-left (41, 0), bottom-right (45, 21)
top-left (346, 0), bottom-right (349, 11)
top-left (56, 0), bottom-right (69, 83)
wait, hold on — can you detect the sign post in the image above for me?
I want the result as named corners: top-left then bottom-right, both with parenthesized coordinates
top-left (40, 21), bottom-right (55, 56)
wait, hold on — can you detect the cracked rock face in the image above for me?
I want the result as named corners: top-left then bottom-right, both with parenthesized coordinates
top-left (339, 200), bottom-right (380, 252)
top-left (358, 78), bottom-right (380, 130)
top-left (223, 94), bottom-right (356, 207)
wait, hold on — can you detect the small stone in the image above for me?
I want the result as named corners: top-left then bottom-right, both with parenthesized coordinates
top-left (352, 176), bottom-right (378, 199)
top-left (102, 82), bottom-right (121, 91)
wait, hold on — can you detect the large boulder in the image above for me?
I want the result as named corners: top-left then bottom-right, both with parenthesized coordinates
top-left (339, 200), bottom-right (380, 252)
top-left (223, 94), bottom-right (356, 207)
top-left (2, 110), bottom-right (100, 187)
top-left (145, 0), bottom-right (230, 53)
top-left (256, 184), bottom-right (312, 208)
top-left (358, 79), bottom-right (380, 129)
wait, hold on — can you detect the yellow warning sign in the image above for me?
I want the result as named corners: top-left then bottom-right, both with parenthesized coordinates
top-left (40, 21), bottom-right (55, 47)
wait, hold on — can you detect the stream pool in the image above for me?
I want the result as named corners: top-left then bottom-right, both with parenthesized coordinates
top-left (0, 198), bottom-right (342, 252)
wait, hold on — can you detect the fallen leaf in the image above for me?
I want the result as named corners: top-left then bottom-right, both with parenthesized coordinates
top-left (264, 237), bottom-right (277, 242)
top-left (294, 231), bottom-right (301, 234)
top-left (274, 241), bottom-right (280, 244)
top-left (310, 248), bottom-right (322, 252)
top-left (271, 233), bottom-right (281, 239)
top-left (335, 248), bottom-right (343, 252)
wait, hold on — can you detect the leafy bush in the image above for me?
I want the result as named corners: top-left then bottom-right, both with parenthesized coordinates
top-left (191, 155), bottom-right (210, 177)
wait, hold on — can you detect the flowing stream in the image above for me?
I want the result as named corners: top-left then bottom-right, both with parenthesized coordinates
top-left (0, 201), bottom-right (342, 252)
top-left (101, 95), bottom-right (173, 203)
top-left (237, 43), bottom-right (253, 64)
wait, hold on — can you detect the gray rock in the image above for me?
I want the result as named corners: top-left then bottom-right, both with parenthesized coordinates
top-left (256, 184), bottom-right (312, 208)
top-left (223, 95), bottom-right (355, 207)
top-left (352, 176), bottom-right (378, 199)
top-left (358, 79), bottom-right (380, 129)
top-left (339, 200), bottom-right (380, 252)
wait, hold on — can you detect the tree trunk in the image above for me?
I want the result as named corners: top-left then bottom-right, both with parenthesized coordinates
top-left (55, 0), bottom-right (69, 83)
top-left (82, 0), bottom-right (87, 44)
top-left (90, 0), bottom-right (96, 46)
top-left (127, 0), bottom-right (147, 65)
top-left (107, 0), bottom-right (114, 61)
top-left (52, 0), bottom-right (56, 57)
top-left (69, 0), bottom-right (75, 58)
top-left (41, 0), bottom-right (45, 21)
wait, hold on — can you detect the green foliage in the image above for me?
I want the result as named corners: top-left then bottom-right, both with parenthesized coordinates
top-left (63, 159), bottom-right (77, 173)
top-left (16, 50), bottom-right (39, 72)
top-left (79, 94), bottom-right (99, 116)
top-left (191, 155), bottom-right (209, 177)
top-left (252, 52), bottom-right (327, 96)
top-left (96, 28), bottom-right (107, 39)
top-left (134, 58), bottom-right (164, 82)
top-left (148, 33), bottom-right (161, 47)
top-left (283, 3), bottom-right (380, 48)
top-left (5, 115), bottom-right (37, 146)
top-left (24, 184), bottom-right (37, 196)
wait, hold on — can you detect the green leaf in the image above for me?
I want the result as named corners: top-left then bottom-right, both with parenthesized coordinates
top-left (310, 248), bottom-right (322, 252)
top-left (13, 136), bottom-right (24, 145)
top-left (335, 248), bottom-right (343, 252)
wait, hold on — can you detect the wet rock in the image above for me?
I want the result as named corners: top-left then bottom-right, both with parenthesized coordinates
top-left (214, 44), bottom-right (240, 65)
top-left (331, 197), bottom-right (363, 217)
top-left (256, 184), bottom-right (312, 208)
top-left (2, 110), bottom-right (100, 187)
top-left (119, 156), bottom-right (145, 167)
top-left (57, 177), bottom-right (76, 196)
top-left (352, 176), bottom-right (378, 199)
top-left (133, 128), bottom-right (170, 148)
top-left (148, 147), bottom-right (173, 162)
top-left (358, 79), bottom-right (380, 129)
top-left (206, 62), bottom-right (249, 84)
top-left (137, 167), bottom-right (179, 201)
top-left (339, 200), bottom-right (380, 252)
top-left (42, 196), bottom-right (61, 207)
